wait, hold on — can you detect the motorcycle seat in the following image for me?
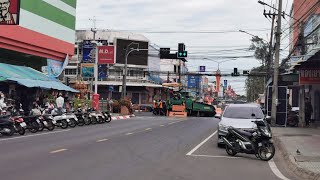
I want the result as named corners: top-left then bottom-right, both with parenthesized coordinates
top-left (232, 128), bottom-right (253, 137)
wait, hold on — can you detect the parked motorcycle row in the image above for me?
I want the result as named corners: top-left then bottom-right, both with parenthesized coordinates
top-left (0, 104), bottom-right (112, 137)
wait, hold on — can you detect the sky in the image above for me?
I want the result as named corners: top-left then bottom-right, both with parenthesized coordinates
top-left (76, 0), bottom-right (293, 95)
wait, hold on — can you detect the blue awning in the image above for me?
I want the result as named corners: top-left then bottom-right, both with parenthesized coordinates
top-left (0, 63), bottom-right (78, 93)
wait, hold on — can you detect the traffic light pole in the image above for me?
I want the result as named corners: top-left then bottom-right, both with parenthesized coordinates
top-left (271, 0), bottom-right (282, 126)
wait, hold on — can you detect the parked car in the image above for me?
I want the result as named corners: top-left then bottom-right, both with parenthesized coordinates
top-left (217, 104), bottom-right (270, 147)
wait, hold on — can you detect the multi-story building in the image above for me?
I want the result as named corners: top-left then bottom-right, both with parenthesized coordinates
top-left (289, 0), bottom-right (320, 122)
top-left (65, 30), bottom-right (163, 104)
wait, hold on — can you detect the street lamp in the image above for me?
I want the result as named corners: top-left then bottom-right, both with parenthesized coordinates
top-left (202, 58), bottom-right (237, 70)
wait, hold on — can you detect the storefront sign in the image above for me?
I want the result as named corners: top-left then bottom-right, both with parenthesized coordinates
top-left (188, 75), bottom-right (200, 88)
top-left (47, 55), bottom-right (69, 77)
top-left (0, 0), bottom-right (20, 25)
top-left (98, 46), bottom-right (114, 64)
top-left (81, 63), bottom-right (94, 78)
top-left (82, 41), bottom-right (94, 63)
top-left (299, 69), bottom-right (320, 85)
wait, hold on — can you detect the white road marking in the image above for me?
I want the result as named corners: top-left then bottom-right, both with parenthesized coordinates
top-left (268, 159), bottom-right (291, 180)
top-left (168, 121), bottom-right (181, 125)
top-left (145, 128), bottom-right (152, 131)
top-left (50, 149), bottom-right (68, 154)
top-left (96, 139), bottom-right (108, 142)
top-left (160, 125), bottom-right (165, 127)
top-left (125, 132), bottom-right (133, 135)
top-left (189, 154), bottom-right (241, 159)
top-left (0, 129), bottom-right (71, 142)
top-left (186, 130), bottom-right (217, 155)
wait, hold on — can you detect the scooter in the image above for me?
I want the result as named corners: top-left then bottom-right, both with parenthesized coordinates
top-left (0, 115), bottom-right (15, 136)
top-left (2, 106), bottom-right (25, 135)
top-left (65, 110), bottom-right (78, 128)
top-left (101, 111), bottom-right (112, 123)
top-left (221, 120), bottom-right (275, 161)
top-left (72, 108), bottom-right (86, 126)
top-left (51, 108), bottom-right (69, 129)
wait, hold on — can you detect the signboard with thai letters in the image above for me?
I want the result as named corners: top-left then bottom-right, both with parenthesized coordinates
top-left (299, 69), bottom-right (320, 85)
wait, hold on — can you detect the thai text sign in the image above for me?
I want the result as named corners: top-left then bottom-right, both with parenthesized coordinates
top-left (299, 69), bottom-right (320, 85)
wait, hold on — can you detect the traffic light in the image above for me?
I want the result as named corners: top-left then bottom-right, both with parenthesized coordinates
top-left (231, 68), bottom-right (240, 76)
top-left (177, 43), bottom-right (187, 58)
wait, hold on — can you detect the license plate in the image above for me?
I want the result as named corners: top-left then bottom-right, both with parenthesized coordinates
top-left (20, 122), bottom-right (27, 127)
top-left (258, 143), bottom-right (262, 147)
top-left (66, 119), bottom-right (70, 122)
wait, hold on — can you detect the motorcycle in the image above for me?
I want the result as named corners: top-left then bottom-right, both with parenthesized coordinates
top-left (65, 111), bottom-right (78, 128)
top-left (287, 110), bottom-right (299, 127)
top-left (51, 108), bottom-right (69, 129)
top-left (101, 111), bottom-right (112, 123)
top-left (2, 106), bottom-right (25, 135)
top-left (221, 120), bottom-right (275, 161)
top-left (73, 108), bottom-right (86, 126)
top-left (0, 115), bottom-right (15, 136)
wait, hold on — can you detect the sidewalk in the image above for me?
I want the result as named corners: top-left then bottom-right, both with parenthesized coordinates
top-left (273, 127), bottom-right (320, 179)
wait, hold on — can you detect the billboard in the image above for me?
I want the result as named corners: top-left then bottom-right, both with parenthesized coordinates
top-left (188, 75), bottom-right (200, 88)
top-left (0, 0), bottom-right (20, 25)
top-left (82, 41), bottom-right (94, 63)
top-left (98, 46), bottom-right (114, 64)
top-left (81, 63), bottom-right (94, 78)
top-left (116, 39), bottom-right (149, 66)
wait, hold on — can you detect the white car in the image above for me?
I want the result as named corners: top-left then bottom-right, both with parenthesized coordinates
top-left (217, 104), bottom-right (269, 147)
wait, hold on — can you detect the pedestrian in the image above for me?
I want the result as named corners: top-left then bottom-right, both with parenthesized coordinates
top-left (305, 97), bottom-right (313, 127)
top-left (0, 91), bottom-right (6, 110)
top-left (108, 99), bottom-right (113, 112)
top-left (56, 93), bottom-right (64, 114)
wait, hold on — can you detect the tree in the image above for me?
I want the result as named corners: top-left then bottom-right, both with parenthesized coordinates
top-left (246, 36), bottom-right (269, 102)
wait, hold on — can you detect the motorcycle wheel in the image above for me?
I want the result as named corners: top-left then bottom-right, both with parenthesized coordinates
top-left (16, 124), bottom-right (25, 135)
top-left (46, 120), bottom-right (55, 131)
top-left (258, 143), bottom-right (275, 161)
top-left (91, 117), bottom-right (98, 124)
top-left (226, 145), bottom-right (237, 156)
top-left (105, 115), bottom-right (112, 123)
top-left (29, 121), bottom-right (39, 133)
top-left (77, 118), bottom-right (85, 126)
top-left (84, 116), bottom-right (91, 125)
top-left (98, 116), bottom-right (105, 124)
top-left (5, 126), bottom-right (15, 136)
top-left (68, 118), bottom-right (77, 128)
top-left (38, 121), bottom-right (45, 131)
top-left (60, 120), bottom-right (68, 129)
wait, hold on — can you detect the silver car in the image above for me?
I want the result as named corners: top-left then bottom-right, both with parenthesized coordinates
top-left (217, 104), bottom-right (268, 147)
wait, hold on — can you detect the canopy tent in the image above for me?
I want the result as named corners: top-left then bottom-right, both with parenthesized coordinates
top-left (0, 63), bottom-right (78, 93)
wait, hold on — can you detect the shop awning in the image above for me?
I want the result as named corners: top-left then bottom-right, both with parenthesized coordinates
top-left (0, 63), bottom-right (78, 92)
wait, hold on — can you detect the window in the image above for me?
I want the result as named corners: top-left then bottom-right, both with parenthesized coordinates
top-left (223, 106), bottom-right (264, 119)
top-left (65, 69), bottom-right (77, 75)
top-left (74, 47), bottom-right (78, 55)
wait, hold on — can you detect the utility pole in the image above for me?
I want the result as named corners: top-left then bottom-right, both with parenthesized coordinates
top-left (271, 0), bottom-right (282, 126)
top-left (299, 22), bottom-right (306, 127)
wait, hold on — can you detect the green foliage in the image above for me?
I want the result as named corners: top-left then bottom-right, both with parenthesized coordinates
top-left (249, 36), bottom-right (269, 65)
top-left (245, 66), bottom-right (265, 102)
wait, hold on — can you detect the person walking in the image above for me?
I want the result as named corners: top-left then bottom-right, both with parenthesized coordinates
top-left (305, 97), bottom-right (313, 127)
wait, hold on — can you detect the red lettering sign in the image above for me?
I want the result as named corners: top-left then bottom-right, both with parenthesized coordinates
top-left (299, 69), bottom-right (320, 85)
top-left (98, 46), bottom-right (114, 64)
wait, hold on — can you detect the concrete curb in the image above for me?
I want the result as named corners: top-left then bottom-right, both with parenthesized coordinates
top-left (111, 114), bottom-right (135, 120)
top-left (274, 136), bottom-right (320, 180)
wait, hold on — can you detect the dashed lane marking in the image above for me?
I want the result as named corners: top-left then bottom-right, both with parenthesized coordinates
top-left (50, 149), bottom-right (68, 154)
top-left (145, 128), bottom-right (152, 131)
top-left (125, 132), bottom-right (133, 135)
top-left (160, 125), bottom-right (165, 127)
top-left (96, 139), bottom-right (108, 142)
top-left (186, 130), bottom-right (217, 156)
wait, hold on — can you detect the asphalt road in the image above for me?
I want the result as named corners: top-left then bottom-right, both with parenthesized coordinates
top-left (0, 114), bottom-right (298, 180)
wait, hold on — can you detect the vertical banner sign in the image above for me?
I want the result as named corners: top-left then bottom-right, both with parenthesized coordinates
top-left (0, 0), bottom-right (20, 25)
top-left (98, 64), bottom-right (108, 79)
top-left (188, 75), bottom-right (200, 88)
top-left (47, 55), bottom-right (69, 77)
top-left (98, 46), bottom-right (115, 64)
top-left (199, 66), bottom-right (206, 72)
top-left (82, 41), bottom-right (94, 63)
top-left (81, 63), bottom-right (94, 78)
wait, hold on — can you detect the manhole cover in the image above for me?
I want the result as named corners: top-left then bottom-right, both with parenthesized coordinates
top-left (281, 134), bottom-right (312, 137)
